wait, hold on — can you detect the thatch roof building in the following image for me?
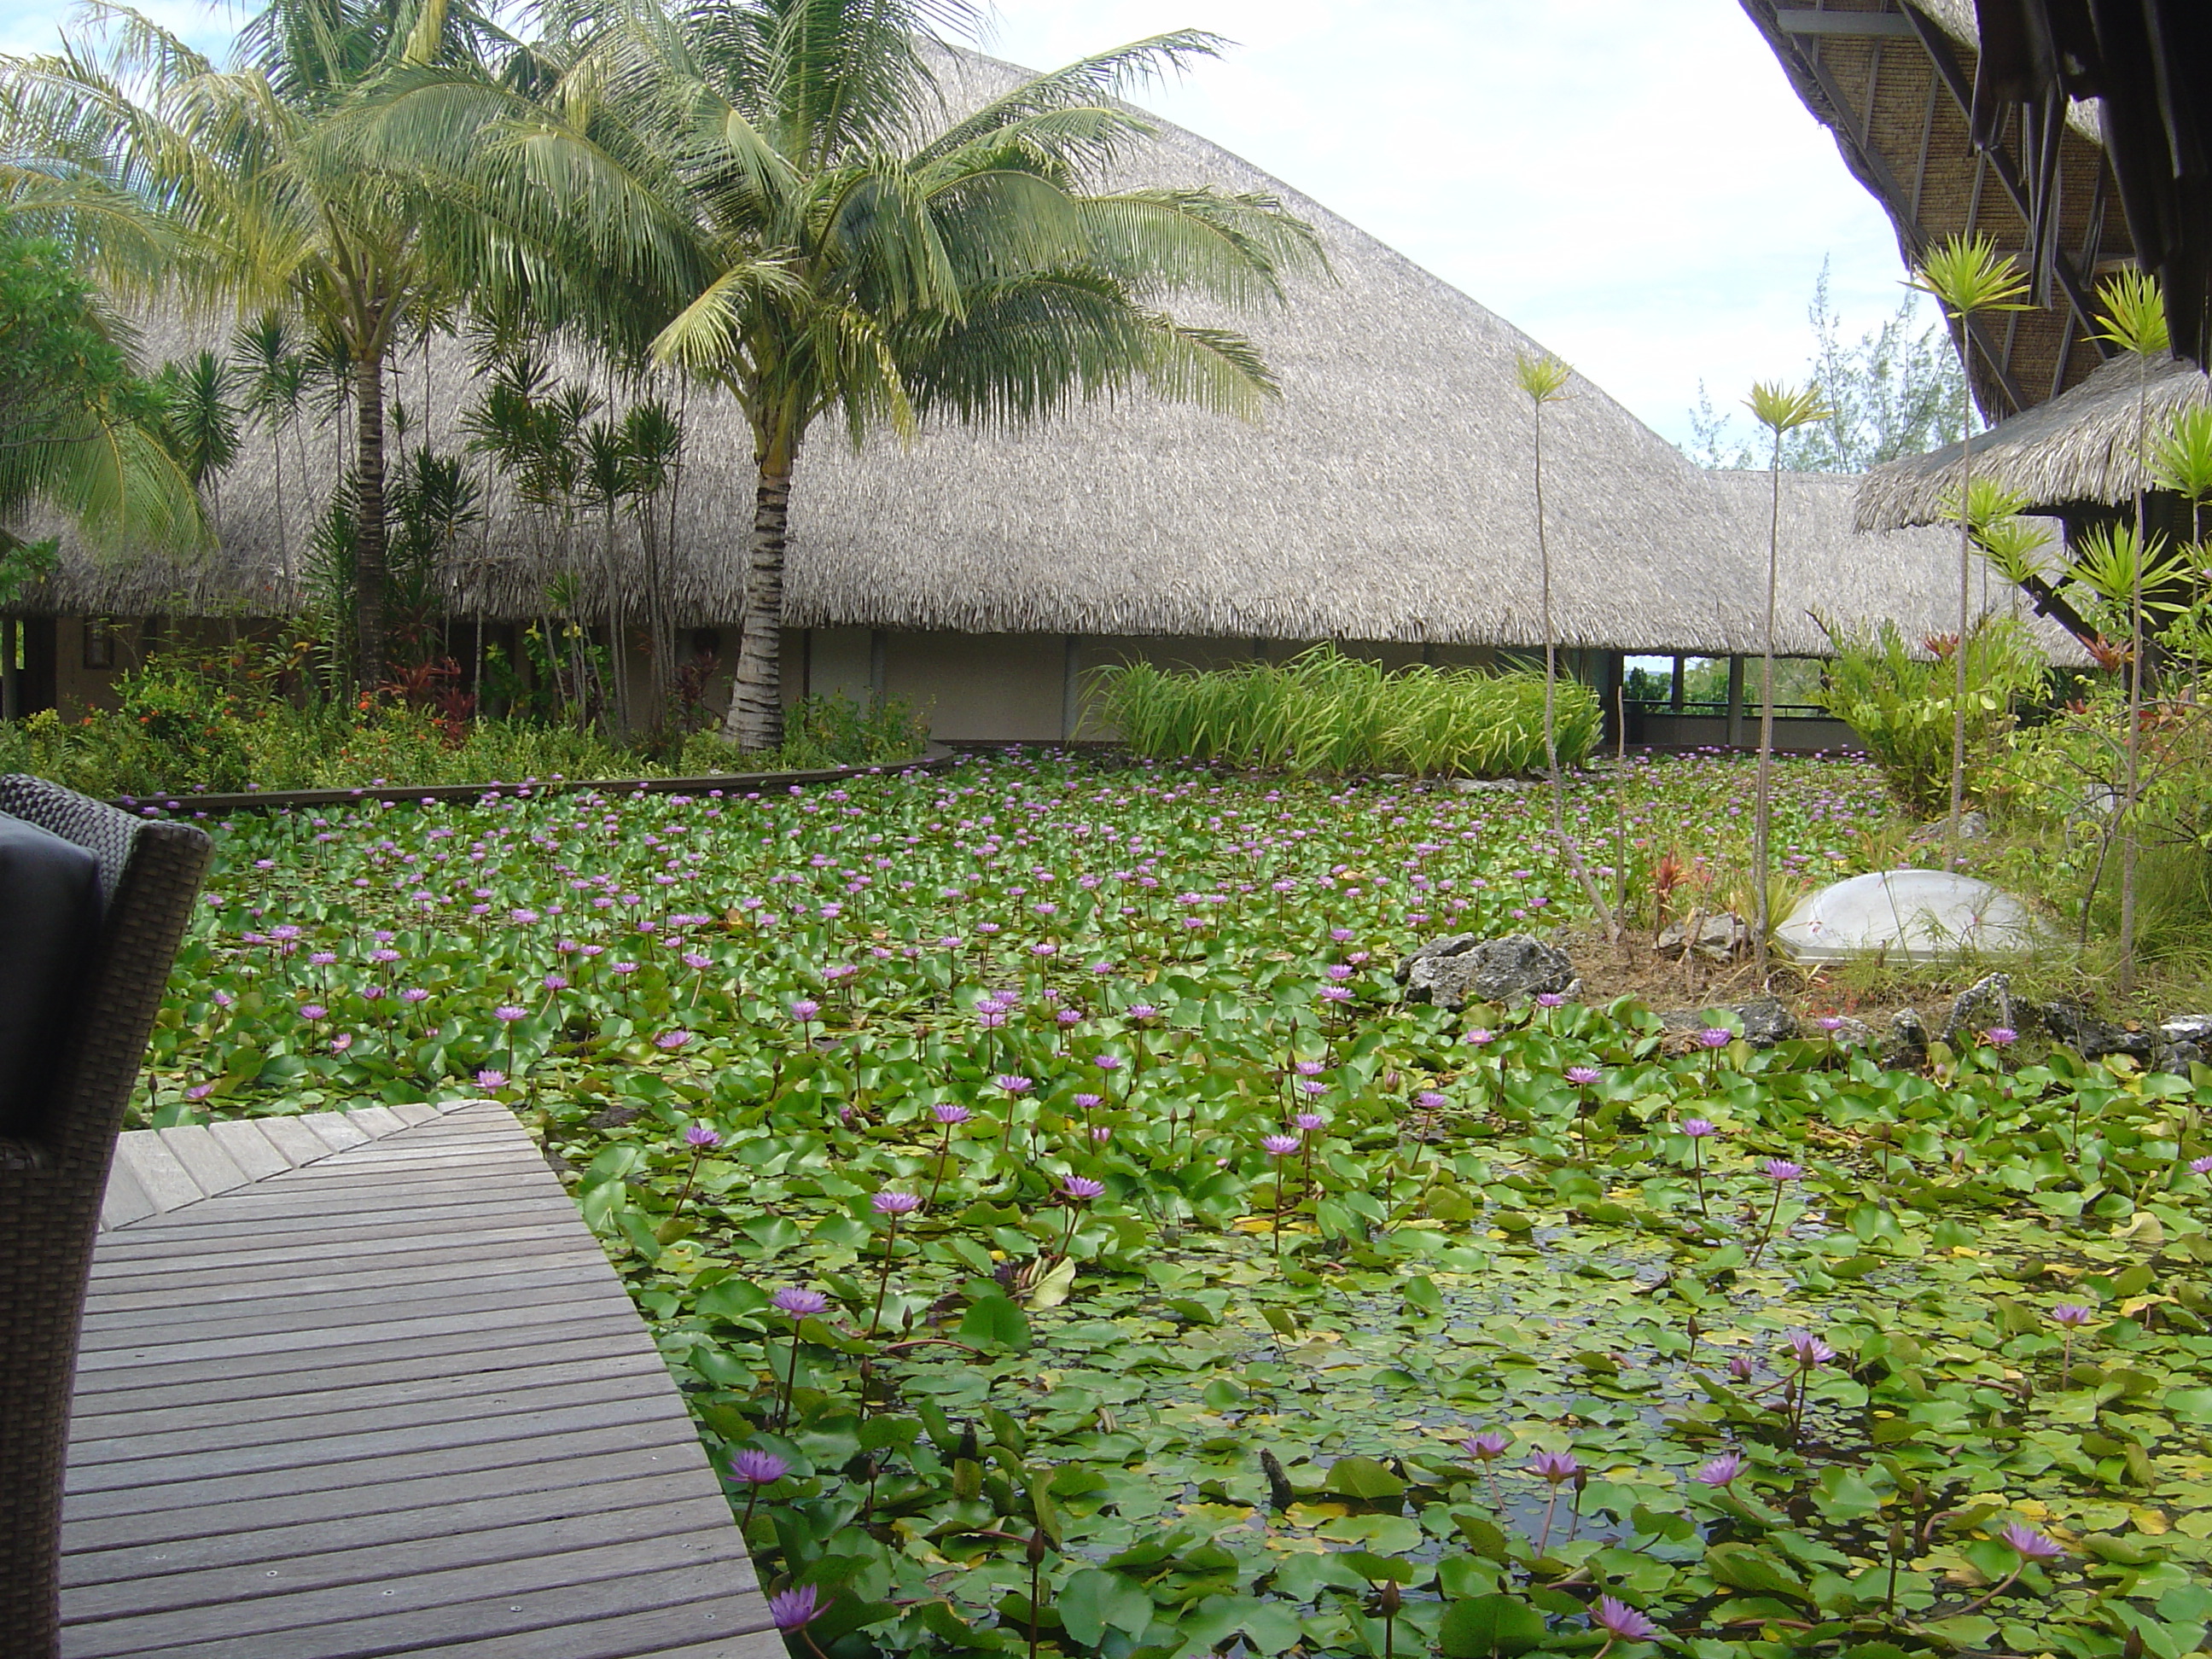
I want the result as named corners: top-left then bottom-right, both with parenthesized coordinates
top-left (1743, 0), bottom-right (2130, 422)
top-left (8, 48), bottom-right (2037, 737)
top-left (1857, 350), bottom-right (2212, 531)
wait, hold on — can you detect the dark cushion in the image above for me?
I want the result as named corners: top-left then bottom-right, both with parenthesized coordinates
top-left (0, 811), bottom-right (103, 1139)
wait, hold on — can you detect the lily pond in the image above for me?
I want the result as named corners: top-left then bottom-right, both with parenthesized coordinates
top-left (150, 751), bottom-right (2212, 1659)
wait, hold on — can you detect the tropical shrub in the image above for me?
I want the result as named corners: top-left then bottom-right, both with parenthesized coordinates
top-left (0, 676), bottom-right (928, 795)
top-left (1814, 616), bottom-right (2046, 816)
top-left (1094, 647), bottom-right (1599, 777)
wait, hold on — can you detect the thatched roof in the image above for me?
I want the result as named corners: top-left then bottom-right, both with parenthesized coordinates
top-left (1855, 351), bottom-right (2211, 530)
top-left (1743, 0), bottom-right (2126, 422)
top-left (14, 50), bottom-right (1993, 660)
top-left (1711, 469), bottom-right (2086, 663)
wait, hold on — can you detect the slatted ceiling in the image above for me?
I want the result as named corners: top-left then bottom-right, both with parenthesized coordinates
top-left (62, 1104), bottom-right (771, 1657)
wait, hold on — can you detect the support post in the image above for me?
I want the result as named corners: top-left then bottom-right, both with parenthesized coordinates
top-left (2, 616), bottom-right (17, 722)
top-left (1062, 635), bottom-right (1081, 742)
top-left (1725, 655), bottom-right (1747, 748)
top-left (868, 629), bottom-right (887, 711)
top-left (1669, 654), bottom-right (1685, 711)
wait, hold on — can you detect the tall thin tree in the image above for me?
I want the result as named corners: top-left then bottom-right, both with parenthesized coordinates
top-left (1515, 349), bottom-right (1617, 943)
top-left (1906, 235), bottom-right (2029, 852)
top-left (1743, 380), bottom-right (1829, 975)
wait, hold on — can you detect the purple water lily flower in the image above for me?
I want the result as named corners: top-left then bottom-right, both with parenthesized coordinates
top-left (729, 1448), bottom-right (789, 1486)
top-left (683, 1123), bottom-right (721, 1149)
top-left (769, 1586), bottom-right (824, 1631)
top-left (1062, 1176), bottom-right (1105, 1201)
top-left (1461, 1429), bottom-right (1512, 1460)
top-left (1695, 1451), bottom-right (1744, 1487)
top-left (1528, 1450), bottom-right (1581, 1484)
top-left (871, 1190), bottom-right (923, 1216)
top-left (1591, 1597), bottom-right (1657, 1641)
top-left (770, 1286), bottom-right (830, 1318)
top-left (1998, 1522), bottom-right (2064, 1561)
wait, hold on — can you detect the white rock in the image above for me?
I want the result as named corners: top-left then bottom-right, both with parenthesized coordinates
top-left (1773, 870), bottom-right (2045, 963)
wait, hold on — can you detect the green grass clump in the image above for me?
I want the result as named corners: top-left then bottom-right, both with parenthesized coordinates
top-left (1092, 646), bottom-right (1598, 777)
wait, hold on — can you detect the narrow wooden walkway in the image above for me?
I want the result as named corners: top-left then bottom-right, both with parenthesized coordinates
top-left (62, 1101), bottom-right (778, 1659)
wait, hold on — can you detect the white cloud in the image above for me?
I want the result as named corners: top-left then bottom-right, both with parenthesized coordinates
top-left (978, 0), bottom-right (1923, 448)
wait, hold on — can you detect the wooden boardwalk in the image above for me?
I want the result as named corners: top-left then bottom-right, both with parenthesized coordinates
top-left (61, 1101), bottom-right (779, 1659)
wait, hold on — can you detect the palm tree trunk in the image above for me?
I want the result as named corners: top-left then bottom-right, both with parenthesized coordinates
top-left (605, 502), bottom-right (632, 735)
top-left (720, 448), bottom-right (791, 750)
top-left (2119, 356), bottom-right (2150, 994)
top-left (353, 347), bottom-right (391, 690)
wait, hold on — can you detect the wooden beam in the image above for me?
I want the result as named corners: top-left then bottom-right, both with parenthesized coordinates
top-left (1899, 4), bottom-right (2113, 360)
top-left (1774, 9), bottom-right (1917, 34)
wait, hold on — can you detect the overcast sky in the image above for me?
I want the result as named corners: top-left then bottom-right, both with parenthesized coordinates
top-left (1, 0), bottom-right (1932, 451)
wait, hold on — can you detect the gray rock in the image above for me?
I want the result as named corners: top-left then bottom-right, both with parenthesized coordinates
top-left (1451, 777), bottom-right (1534, 795)
top-left (2037, 998), bottom-right (2155, 1059)
top-left (2153, 1041), bottom-right (2206, 1076)
top-left (2160, 1014), bottom-right (2212, 1045)
top-left (1655, 997), bottom-right (1800, 1050)
top-left (1906, 810), bottom-right (1991, 843)
top-left (1398, 933), bottom-right (1580, 1010)
top-left (1880, 1007), bottom-right (1929, 1070)
top-left (1656, 912), bottom-right (1751, 964)
top-left (1941, 973), bottom-right (2021, 1048)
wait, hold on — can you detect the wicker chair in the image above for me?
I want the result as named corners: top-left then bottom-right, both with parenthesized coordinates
top-left (0, 775), bottom-right (210, 1656)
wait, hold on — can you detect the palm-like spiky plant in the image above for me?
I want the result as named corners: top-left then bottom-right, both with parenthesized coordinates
top-left (1514, 348), bottom-right (1616, 942)
top-left (0, 0), bottom-right (524, 687)
top-left (2092, 269), bottom-right (2169, 993)
top-left (1907, 234), bottom-right (2030, 852)
top-left (1744, 378), bottom-right (1829, 974)
top-left (350, 1), bottom-right (1325, 747)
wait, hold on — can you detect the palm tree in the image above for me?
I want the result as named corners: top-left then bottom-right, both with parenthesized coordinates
top-left (0, 0), bottom-right (523, 688)
top-left (1744, 380), bottom-right (1828, 975)
top-left (0, 217), bottom-right (203, 577)
top-left (353, 1), bottom-right (1324, 748)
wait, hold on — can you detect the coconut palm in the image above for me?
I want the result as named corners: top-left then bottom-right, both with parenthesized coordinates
top-left (0, 0), bottom-right (525, 687)
top-left (1906, 234), bottom-right (2030, 853)
top-left (350, 0), bottom-right (1325, 747)
top-left (0, 217), bottom-right (203, 579)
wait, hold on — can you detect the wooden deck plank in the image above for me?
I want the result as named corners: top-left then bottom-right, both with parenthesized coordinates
top-left (96, 1156), bottom-right (159, 1229)
top-left (245, 1112), bottom-right (343, 1167)
top-left (62, 1443), bottom-right (718, 1554)
top-left (61, 1470), bottom-right (740, 1587)
top-left (199, 1118), bottom-right (294, 1182)
top-left (64, 1362), bottom-right (680, 1474)
top-left (109, 1134), bottom-right (204, 1212)
top-left (61, 1102), bottom-right (769, 1657)
top-left (152, 1126), bottom-right (253, 1197)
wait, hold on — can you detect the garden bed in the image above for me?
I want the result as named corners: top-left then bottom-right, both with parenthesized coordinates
top-left (146, 751), bottom-right (2212, 1659)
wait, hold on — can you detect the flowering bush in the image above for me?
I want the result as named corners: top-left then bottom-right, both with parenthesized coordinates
top-left (147, 751), bottom-right (2212, 1659)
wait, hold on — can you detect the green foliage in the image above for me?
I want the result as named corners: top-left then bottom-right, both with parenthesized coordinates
top-left (0, 662), bottom-right (928, 794)
top-left (119, 751), bottom-right (2212, 1659)
top-left (1094, 647), bottom-right (1598, 777)
top-left (0, 219), bottom-right (203, 556)
top-left (1908, 233), bottom-right (2032, 322)
top-left (2093, 269), bottom-right (2171, 358)
top-left (1687, 265), bottom-right (1970, 471)
top-left (1816, 617), bottom-right (2047, 816)
top-left (678, 696), bottom-right (932, 774)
